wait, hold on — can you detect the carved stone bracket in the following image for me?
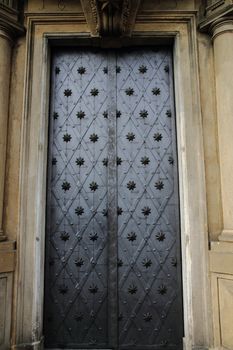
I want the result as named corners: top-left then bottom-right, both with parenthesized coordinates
top-left (80, 0), bottom-right (141, 37)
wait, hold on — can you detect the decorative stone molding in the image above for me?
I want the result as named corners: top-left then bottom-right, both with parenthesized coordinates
top-left (199, 0), bottom-right (233, 31)
top-left (206, 0), bottom-right (233, 16)
top-left (0, 1), bottom-right (17, 10)
top-left (79, 0), bottom-right (99, 36)
top-left (210, 16), bottom-right (233, 38)
top-left (0, 1), bottom-right (24, 38)
top-left (80, 0), bottom-right (141, 36)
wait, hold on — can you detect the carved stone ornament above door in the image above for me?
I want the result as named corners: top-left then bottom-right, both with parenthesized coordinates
top-left (80, 0), bottom-right (141, 36)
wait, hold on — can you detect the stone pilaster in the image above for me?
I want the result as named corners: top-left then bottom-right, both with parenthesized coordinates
top-left (0, 25), bottom-right (13, 242)
top-left (211, 18), bottom-right (233, 241)
top-left (0, 4), bottom-right (24, 348)
top-left (0, 3), bottom-right (24, 242)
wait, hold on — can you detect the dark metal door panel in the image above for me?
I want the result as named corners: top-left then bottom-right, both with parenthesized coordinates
top-left (44, 50), bottom-right (110, 348)
top-left (44, 48), bottom-right (183, 350)
top-left (116, 49), bottom-right (183, 349)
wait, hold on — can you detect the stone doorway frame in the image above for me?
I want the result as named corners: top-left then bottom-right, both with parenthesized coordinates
top-left (13, 12), bottom-right (213, 350)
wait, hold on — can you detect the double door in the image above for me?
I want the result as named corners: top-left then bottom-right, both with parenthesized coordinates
top-left (44, 47), bottom-right (183, 349)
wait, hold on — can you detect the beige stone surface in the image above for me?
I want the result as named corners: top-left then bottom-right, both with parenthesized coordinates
top-left (197, 32), bottom-right (222, 240)
top-left (139, 0), bottom-right (196, 11)
top-left (211, 241), bottom-right (233, 252)
top-left (0, 251), bottom-right (15, 274)
top-left (210, 241), bottom-right (233, 274)
top-left (4, 36), bottom-right (26, 242)
top-left (219, 278), bottom-right (233, 349)
top-left (0, 273), bottom-right (13, 350)
top-left (25, 0), bottom-right (82, 13)
top-left (209, 242), bottom-right (233, 349)
top-left (0, 32), bottom-right (12, 240)
top-left (212, 19), bottom-right (233, 241)
top-left (0, 240), bottom-right (15, 273)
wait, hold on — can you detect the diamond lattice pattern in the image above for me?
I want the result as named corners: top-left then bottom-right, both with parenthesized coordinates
top-left (44, 48), bottom-right (183, 349)
top-left (116, 48), bottom-right (183, 348)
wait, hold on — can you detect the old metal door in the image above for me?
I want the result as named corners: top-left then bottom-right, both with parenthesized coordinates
top-left (44, 48), bottom-right (183, 349)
